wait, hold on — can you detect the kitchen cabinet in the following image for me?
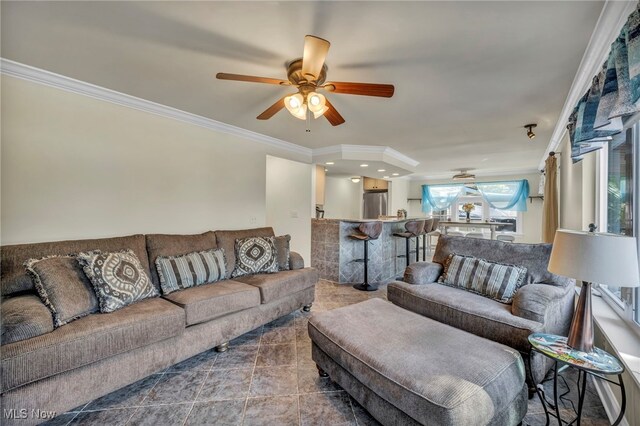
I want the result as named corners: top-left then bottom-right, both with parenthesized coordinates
top-left (363, 177), bottom-right (389, 191)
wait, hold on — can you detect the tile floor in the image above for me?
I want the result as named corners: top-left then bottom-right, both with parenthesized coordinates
top-left (46, 280), bottom-right (609, 426)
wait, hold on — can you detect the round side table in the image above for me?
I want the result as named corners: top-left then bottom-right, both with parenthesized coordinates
top-left (528, 333), bottom-right (626, 426)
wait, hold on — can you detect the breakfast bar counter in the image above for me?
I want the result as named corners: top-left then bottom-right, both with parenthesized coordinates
top-left (311, 218), bottom-right (416, 284)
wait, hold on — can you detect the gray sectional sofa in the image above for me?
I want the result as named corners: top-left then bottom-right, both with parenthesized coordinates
top-left (0, 227), bottom-right (317, 425)
top-left (388, 235), bottom-right (575, 389)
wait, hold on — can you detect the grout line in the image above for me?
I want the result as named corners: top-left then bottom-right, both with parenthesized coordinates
top-left (240, 325), bottom-right (263, 425)
top-left (180, 356), bottom-right (217, 426)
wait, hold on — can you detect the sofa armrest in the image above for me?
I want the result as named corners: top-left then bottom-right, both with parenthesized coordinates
top-left (512, 282), bottom-right (575, 335)
top-left (403, 262), bottom-right (443, 285)
top-left (289, 251), bottom-right (304, 270)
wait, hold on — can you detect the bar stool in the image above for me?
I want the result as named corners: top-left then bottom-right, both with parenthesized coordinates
top-left (420, 219), bottom-right (435, 261)
top-left (497, 234), bottom-right (515, 242)
top-left (426, 218), bottom-right (441, 253)
top-left (393, 220), bottom-right (425, 268)
top-left (349, 221), bottom-right (383, 292)
top-left (465, 232), bottom-right (485, 239)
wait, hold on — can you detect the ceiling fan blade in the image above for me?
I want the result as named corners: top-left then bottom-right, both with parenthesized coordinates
top-left (323, 82), bottom-right (394, 98)
top-left (324, 98), bottom-right (345, 126)
top-left (302, 35), bottom-right (330, 81)
top-left (257, 96), bottom-right (287, 120)
top-left (216, 73), bottom-right (290, 86)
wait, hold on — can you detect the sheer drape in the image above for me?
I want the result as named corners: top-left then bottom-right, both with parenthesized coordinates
top-left (475, 180), bottom-right (529, 212)
top-left (421, 180), bottom-right (529, 213)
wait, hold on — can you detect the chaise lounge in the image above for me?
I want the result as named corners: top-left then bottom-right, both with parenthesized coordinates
top-left (387, 235), bottom-right (575, 388)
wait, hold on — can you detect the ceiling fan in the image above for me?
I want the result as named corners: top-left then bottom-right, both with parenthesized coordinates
top-left (452, 169), bottom-right (476, 181)
top-left (216, 35), bottom-right (395, 126)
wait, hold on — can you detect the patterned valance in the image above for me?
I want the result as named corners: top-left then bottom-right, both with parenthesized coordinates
top-left (568, 3), bottom-right (640, 162)
top-left (422, 180), bottom-right (529, 213)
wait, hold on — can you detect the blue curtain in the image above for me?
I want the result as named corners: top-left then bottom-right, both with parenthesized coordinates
top-left (475, 180), bottom-right (530, 212)
top-left (421, 184), bottom-right (464, 212)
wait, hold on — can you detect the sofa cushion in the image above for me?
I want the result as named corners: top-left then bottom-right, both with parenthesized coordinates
top-left (145, 231), bottom-right (217, 290)
top-left (1, 234), bottom-right (150, 297)
top-left (78, 250), bottom-right (158, 313)
top-left (1, 297), bottom-right (184, 392)
top-left (1, 295), bottom-right (54, 346)
top-left (162, 280), bottom-right (260, 326)
top-left (232, 236), bottom-right (279, 278)
top-left (234, 268), bottom-right (318, 304)
top-left (308, 299), bottom-right (526, 425)
top-left (25, 255), bottom-right (99, 327)
top-left (215, 227), bottom-right (275, 279)
top-left (387, 281), bottom-right (543, 352)
top-left (156, 248), bottom-right (226, 295)
top-left (438, 254), bottom-right (527, 304)
top-left (432, 235), bottom-right (570, 286)
top-left (275, 235), bottom-right (291, 271)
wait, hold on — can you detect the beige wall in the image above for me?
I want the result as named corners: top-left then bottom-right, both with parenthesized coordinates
top-left (389, 177), bottom-right (409, 216)
top-left (558, 135), bottom-right (598, 231)
top-left (265, 156), bottom-right (312, 263)
top-left (1, 75), bottom-right (310, 246)
top-left (408, 173), bottom-right (544, 243)
top-left (323, 176), bottom-right (362, 219)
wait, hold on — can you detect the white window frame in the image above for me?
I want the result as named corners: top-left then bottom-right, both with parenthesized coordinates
top-left (597, 119), bottom-right (640, 329)
top-left (452, 195), bottom-right (523, 235)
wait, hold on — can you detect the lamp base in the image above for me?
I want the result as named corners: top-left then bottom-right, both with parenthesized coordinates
top-left (567, 281), bottom-right (594, 353)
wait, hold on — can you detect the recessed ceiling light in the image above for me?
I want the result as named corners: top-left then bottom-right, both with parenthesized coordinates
top-left (377, 169), bottom-right (386, 172)
top-left (383, 176), bottom-right (390, 179)
top-left (360, 164), bottom-right (368, 167)
top-left (392, 173), bottom-right (400, 176)
top-left (324, 168), bottom-right (328, 172)
top-left (325, 162), bottom-right (334, 165)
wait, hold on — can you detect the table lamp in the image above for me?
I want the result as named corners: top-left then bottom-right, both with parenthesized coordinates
top-left (548, 229), bottom-right (639, 353)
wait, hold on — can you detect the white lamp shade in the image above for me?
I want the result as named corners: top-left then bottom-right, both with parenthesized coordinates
top-left (548, 230), bottom-right (640, 287)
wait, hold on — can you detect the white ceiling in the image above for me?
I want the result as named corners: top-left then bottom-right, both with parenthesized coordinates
top-left (1, 1), bottom-right (603, 178)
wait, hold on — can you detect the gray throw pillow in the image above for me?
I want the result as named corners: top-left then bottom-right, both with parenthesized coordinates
top-left (232, 236), bottom-right (278, 277)
top-left (438, 253), bottom-right (527, 304)
top-left (155, 248), bottom-right (227, 295)
top-left (77, 249), bottom-right (158, 313)
top-left (25, 255), bottom-right (99, 327)
top-left (274, 235), bottom-right (291, 271)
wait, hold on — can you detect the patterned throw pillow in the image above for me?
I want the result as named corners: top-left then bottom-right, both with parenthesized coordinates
top-left (25, 255), bottom-right (99, 327)
top-left (438, 254), bottom-right (527, 304)
top-left (155, 248), bottom-right (227, 295)
top-left (274, 235), bottom-right (291, 271)
top-left (232, 236), bottom-right (278, 277)
top-left (77, 249), bottom-right (158, 313)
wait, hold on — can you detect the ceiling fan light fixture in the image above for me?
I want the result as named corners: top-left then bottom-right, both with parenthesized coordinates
top-left (312, 105), bottom-right (329, 119)
top-left (285, 93), bottom-right (307, 119)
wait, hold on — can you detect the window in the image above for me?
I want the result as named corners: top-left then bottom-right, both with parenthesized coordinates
top-left (452, 192), bottom-right (523, 234)
top-left (598, 120), bottom-right (639, 327)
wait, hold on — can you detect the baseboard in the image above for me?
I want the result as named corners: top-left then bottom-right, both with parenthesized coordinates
top-left (592, 375), bottom-right (629, 426)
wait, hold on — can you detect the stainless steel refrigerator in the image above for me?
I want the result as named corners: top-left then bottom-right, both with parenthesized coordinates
top-left (362, 192), bottom-right (388, 219)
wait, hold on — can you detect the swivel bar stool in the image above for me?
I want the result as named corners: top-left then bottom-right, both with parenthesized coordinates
top-left (393, 220), bottom-right (425, 268)
top-left (349, 221), bottom-right (383, 292)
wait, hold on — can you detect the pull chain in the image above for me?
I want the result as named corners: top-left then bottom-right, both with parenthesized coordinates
top-left (306, 109), bottom-right (311, 132)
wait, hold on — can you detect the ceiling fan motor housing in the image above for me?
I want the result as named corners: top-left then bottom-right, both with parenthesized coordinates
top-left (287, 59), bottom-right (328, 86)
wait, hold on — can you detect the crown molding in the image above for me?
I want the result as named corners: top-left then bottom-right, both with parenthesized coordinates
top-left (1, 58), bottom-right (422, 170)
top-left (538, 0), bottom-right (637, 170)
top-left (0, 58), bottom-right (313, 159)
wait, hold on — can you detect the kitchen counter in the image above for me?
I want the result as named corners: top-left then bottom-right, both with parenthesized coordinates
top-left (311, 218), bottom-right (419, 284)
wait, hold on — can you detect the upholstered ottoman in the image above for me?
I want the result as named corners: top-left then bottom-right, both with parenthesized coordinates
top-left (308, 299), bottom-right (527, 426)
